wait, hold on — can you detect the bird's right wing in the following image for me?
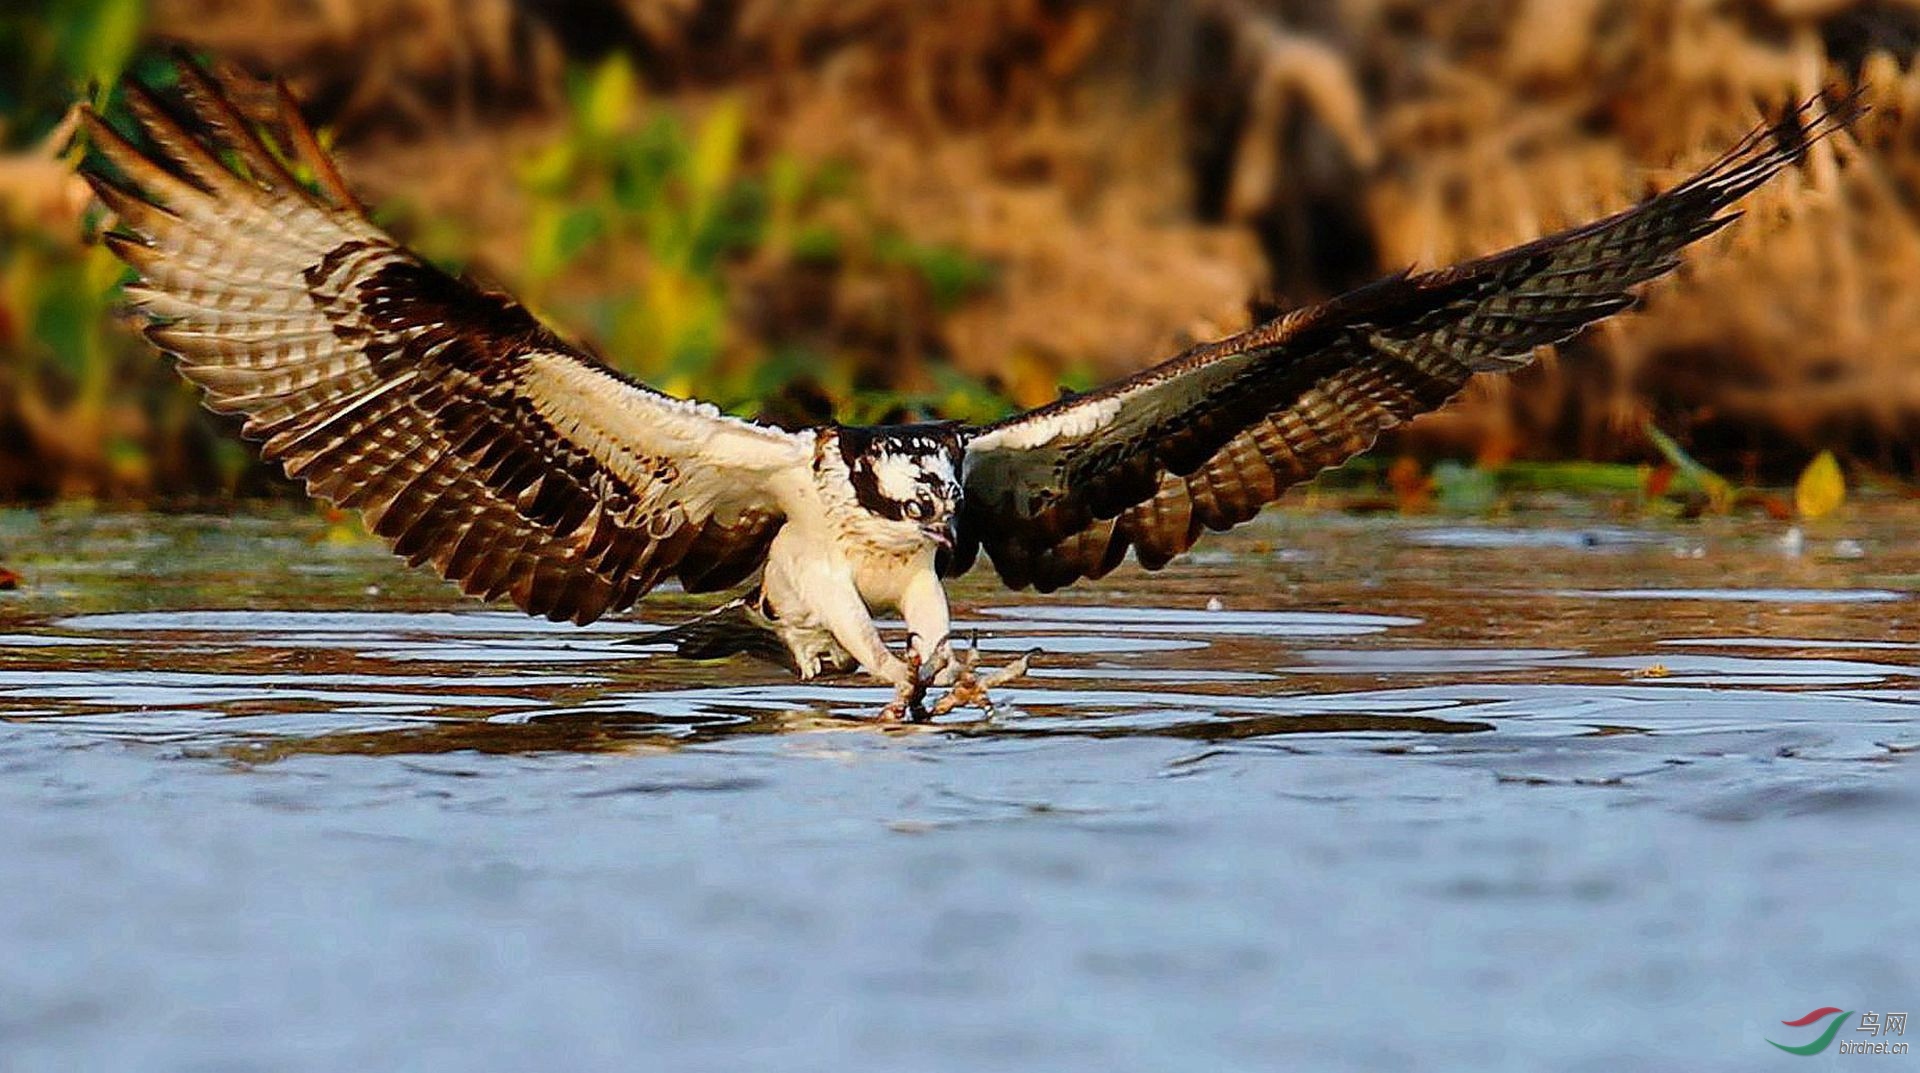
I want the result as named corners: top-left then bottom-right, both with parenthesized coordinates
top-left (956, 91), bottom-right (1860, 591)
top-left (79, 59), bottom-right (812, 623)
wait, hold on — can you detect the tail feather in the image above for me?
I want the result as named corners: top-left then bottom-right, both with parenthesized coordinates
top-left (628, 598), bottom-right (797, 673)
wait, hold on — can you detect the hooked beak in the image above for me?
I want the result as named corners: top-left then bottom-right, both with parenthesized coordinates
top-left (920, 520), bottom-right (956, 550)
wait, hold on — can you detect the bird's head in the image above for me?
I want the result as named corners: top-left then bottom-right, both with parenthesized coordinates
top-left (838, 425), bottom-right (965, 551)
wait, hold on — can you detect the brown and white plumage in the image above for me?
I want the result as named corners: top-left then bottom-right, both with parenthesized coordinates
top-left (956, 92), bottom-right (1863, 591)
top-left (81, 61), bottom-right (809, 628)
top-left (78, 58), bottom-right (1858, 714)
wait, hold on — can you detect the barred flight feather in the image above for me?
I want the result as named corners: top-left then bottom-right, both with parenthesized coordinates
top-left (80, 54), bottom-right (809, 625)
top-left (958, 89), bottom-right (1863, 591)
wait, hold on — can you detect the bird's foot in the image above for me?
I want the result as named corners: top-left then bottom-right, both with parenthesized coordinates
top-left (920, 637), bottom-right (960, 687)
top-left (927, 646), bottom-right (1038, 718)
top-left (877, 651), bottom-right (929, 722)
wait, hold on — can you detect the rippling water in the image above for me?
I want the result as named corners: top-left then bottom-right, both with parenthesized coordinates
top-left (0, 504), bottom-right (1915, 1072)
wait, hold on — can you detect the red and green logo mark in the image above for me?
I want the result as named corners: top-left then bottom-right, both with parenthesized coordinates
top-left (1770, 1008), bottom-right (1853, 1055)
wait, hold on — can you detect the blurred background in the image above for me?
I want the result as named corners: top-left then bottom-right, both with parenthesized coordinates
top-left (3, 0), bottom-right (1919, 506)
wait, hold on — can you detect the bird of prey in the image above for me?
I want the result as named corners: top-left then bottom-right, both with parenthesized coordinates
top-left (77, 58), bottom-right (1858, 718)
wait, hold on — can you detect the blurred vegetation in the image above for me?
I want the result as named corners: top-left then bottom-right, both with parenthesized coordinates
top-left (484, 54), bottom-right (1007, 425)
top-left (4, 0), bottom-right (1920, 508)
top-left (1, 0), bottom-right (262, 500)
top-left (1, 0), bottom-right (143, 142)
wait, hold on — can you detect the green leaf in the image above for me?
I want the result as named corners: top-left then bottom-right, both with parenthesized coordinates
top-left (523, 204), bottom-right (603, 284)
top-left (1643, 423), bottom-right (1733, 513)
top-left (1495, 461), bottom-right (1651, 494)
top-left (61, 0), bottom-right (146, 95)
top-left (1432, 460), bottom-right (1498, 513)
top-left (916, 244), bottom-right (995, 311)
top-left (792, 224), bottom-right (841, 261)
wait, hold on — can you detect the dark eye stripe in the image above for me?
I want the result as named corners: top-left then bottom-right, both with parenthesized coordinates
top-left (838, 425), bottom-right (969, 521)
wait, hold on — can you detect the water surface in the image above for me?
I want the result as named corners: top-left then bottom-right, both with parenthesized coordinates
top-left (1, 504), bottom-right (1916, 1072)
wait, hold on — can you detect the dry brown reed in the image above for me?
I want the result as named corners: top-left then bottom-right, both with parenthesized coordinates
top-left (1197, 0), bottom-right (1920, 472)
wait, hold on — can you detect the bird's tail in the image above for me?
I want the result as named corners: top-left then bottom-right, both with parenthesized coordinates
top-left (626, 595), bottom-right (797, 673)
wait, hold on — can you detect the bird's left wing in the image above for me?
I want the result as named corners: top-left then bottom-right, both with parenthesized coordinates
top-left (957, 92), bottom-right (1859, 592)
top-left (79, 61), bottom-right (812, 624)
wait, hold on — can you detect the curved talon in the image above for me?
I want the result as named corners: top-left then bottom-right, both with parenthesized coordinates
top-left (879, 650), bottom-right (929, 722)
top-left (948, 644), bottom-right (978, 684)
top-left (981, 648), bottom-right (1038, 690)
top-left (878, 688), bottom-right (927, 722)
top-left (927, 647), bottom-right (1037, 717)
top-left (923, 634), bottom-right (960, 688)
top-left (876, 643), bottom-right (1037, 721)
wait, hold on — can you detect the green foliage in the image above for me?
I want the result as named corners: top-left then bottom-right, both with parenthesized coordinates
top-left (1643, 423), bottom-right (1732, 512)
top-left (1306, 453), bottom-right (1786, 517)
top-left (872, 233), bottom-right (997, 313)
top-left (0, 218), bottom-right (221, 496)
top-left (509, 55), bottom-right (1003, 418)
top-left (1493, 461), bottom-right (1655, 495)
top-left (0, 0), bottom-right (149, 145)
top-left (1430, 460), bottom-right (1498, 513)
top-left (0, 0), bottom-right (156, 495)
top-left (0, 6), bottom-right (264, 498)
top-left (515, 56), bottom-right (772, 393)
top-left (4, 229), bottom-right (123, 390)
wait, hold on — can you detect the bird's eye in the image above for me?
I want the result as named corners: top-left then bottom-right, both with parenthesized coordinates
top-left (904, 501), bottom-right (926, 519)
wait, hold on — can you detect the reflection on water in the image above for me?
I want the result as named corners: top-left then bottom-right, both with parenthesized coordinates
top-left (0, 505), bottom-right (1916, 1072)
top-left (10, 590), bottom-right (1911, 756)
top-left (1553, 586), bottom-right (1909, 602)
top-left (18, 600), bottom-right (1913, 755)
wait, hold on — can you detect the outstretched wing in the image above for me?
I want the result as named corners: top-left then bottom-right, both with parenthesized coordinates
top-left (79, 59), bottom-right (811, 623)
top-left (958, 92), bottom-right (1860, 592)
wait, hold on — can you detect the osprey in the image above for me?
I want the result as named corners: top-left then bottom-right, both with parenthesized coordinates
top-left (78, 59), bottom-right (1858, 717)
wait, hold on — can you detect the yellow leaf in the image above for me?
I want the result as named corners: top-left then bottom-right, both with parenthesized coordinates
top-left (688, 98), bottom-right (745, 209)
top-left (517, 140), bottom-right (577, 196)
top-left (1794, 450), bottom-right (1845, 519)
top-left (83, 243), bottom-right (127, 293)
top-left (1004, 349), bottom-right (1060, 409)
top-left (580, 55), bottom-right (638, 140)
